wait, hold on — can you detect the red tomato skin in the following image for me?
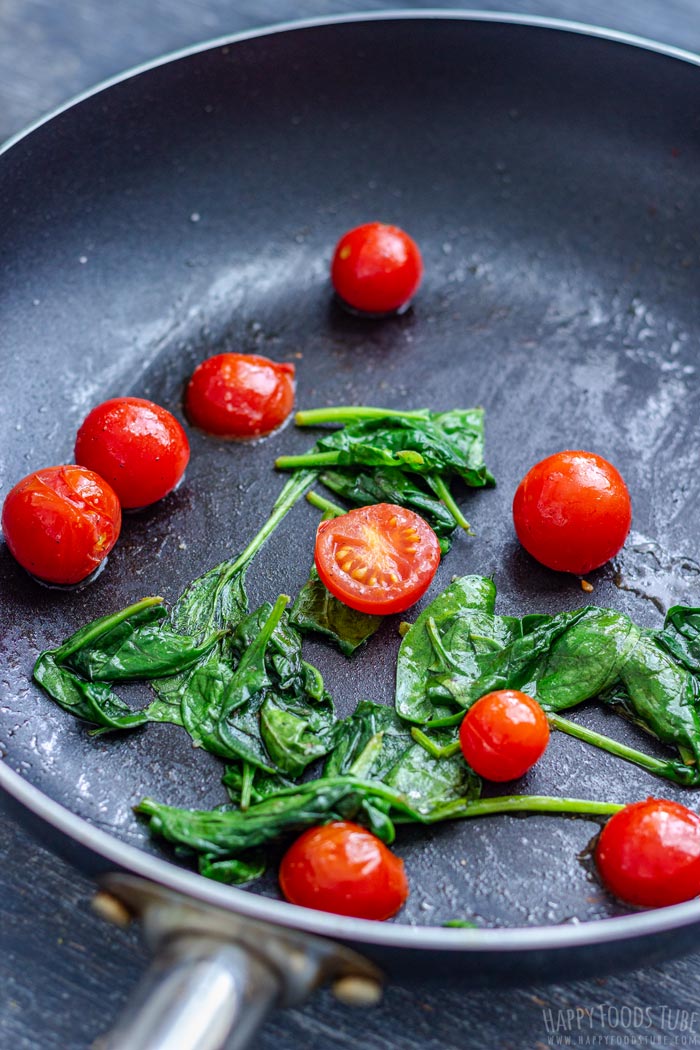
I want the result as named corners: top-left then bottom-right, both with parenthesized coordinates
top-left (595, 799), bottom-right (700, 908)
top-left (1, 465), bottom-right (122, 584)
top-left (512, 450), bottom-right (632, 575)
top-left (331, 223), bottom-right (423, 314)
top-left (314, 503), bottom-right (441, 616)
top-left (185, 353), bottom-right (295, 439)
top-left (459, 690), bottom-right (550, 782)
top-left (75, 397), bottom-right (190, 509)
top-left (279, 821), bottom-right (409, 920)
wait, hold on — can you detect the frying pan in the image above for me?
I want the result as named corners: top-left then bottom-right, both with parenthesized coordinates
top-left (3, 11), bottom-right (700, 1047)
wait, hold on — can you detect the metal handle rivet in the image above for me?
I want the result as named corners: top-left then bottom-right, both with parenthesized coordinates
top-left (331, 975), bottom-right (383, 1007)
top-left (91, 891), bottom-right (133, 928)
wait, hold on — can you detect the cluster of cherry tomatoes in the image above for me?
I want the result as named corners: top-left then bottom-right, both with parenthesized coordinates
top-left (2, 398), bottom-right (190, 586)
top-left (2, 219), bottom-right (695, 922)
top-left (1, 354), bottom-right (297, 586)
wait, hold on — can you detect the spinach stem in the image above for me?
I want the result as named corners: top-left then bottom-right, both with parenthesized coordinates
top-left (411, 726), bottom-right (462, 760)
top-left (425, 617), bottom-right (464, 674)
top-left (219, 595), bottom-right (290, 725)
top-left (348, 732), bottom-right (386, 779)
top-left (54, 595), bottom-right (164, 661)
top-left (306, 490), bottom-right (346, 518)
top-left (679, 745), bottom-right (696, 767)
top-left (548, 712), bottom-right (699, 786)
top-left (431, 475), bottom-right (473, 534)
top-left (222, 470), bottom-right (317, 581)
top-left (239, 762), bottom-right (254, 811)
top-left (295, 406), bottom-right (429, 426)
top-left (412, 795), bottom-right (624, 824)
top-left (275, 451), bottom-right (342, 470)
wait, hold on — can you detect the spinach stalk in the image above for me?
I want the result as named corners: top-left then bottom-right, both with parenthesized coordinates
top-left (408, 795), bottom-right (624, 825)
top-left (206, 468), bottom-right (317, 605)
top-left (430, 475), bottom-right (473, 535)
top-left (411, 726), bottom-right (462, 760)
top-left (305, 490), bottom-right (346, 518)
top-left (547, 713), bottom-right (700, 786)
top-left (295, 406), bottom-right (431, 426)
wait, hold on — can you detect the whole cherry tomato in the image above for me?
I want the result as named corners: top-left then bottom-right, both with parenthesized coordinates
top-left (331, 222), bottom-right (423, 314)
top-left (185, 353), bottom-right (295, 439)
top-left (279, 821), bottom-right (409, 920)
top-left (314, 503), bottom-right (440, 615)
top-left (512, 450), bottom-right (632, 575)
top-left (1, 465), bottom-right (121, 585)
top-left (75, 397), bottom-right (190, 509)
top-left (595, 798), bottom-right (700, 908)
top-left (459, 689), bottom-right (550, 782)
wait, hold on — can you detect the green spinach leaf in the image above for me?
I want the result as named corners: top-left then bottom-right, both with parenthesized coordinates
top-left (289, 566), bottom-right (382, 655)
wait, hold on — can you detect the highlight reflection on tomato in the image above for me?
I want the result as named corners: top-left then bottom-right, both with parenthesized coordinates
top-left (279, 821), bottom-right (409, 920)
top-left (314, 503), bottom-right (440, 615)
top-left (1, 465), bottom-right (122, 584)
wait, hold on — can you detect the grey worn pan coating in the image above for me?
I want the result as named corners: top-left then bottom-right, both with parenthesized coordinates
top-left (2, 12), bottom-right (700, 1023)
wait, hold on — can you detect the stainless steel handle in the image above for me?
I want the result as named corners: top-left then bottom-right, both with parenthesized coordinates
top-left (100, 934), bottom-right (278, 1050)
top-left (93, 874), bottom-right (383, 1050)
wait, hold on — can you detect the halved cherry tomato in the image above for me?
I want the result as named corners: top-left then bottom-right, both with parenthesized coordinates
top-left (595, 799), bottom-right (700, 908)
top-left (75, 397), bottom-right (190, 509)
top-left (331, 222), bottom-right (423, 314)
top-left (279, 821), bottom-right (409, 920)
top-left (459, 690), bottom-right (550, 782)
top-left (1, 465), bottom-right (121, 584)
top-left (314, 503), bottom-right (440, 615)
top-left (185, 353), bottom-right (295, 439)
top-left (512, 450), bottom-right (632, 575)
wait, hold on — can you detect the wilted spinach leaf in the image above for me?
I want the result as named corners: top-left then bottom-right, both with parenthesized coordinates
top-left (290, 566), bottom-right (382, 655)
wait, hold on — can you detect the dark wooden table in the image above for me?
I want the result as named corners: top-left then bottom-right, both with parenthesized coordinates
top-left (3, 2), bottom-right (700, 1048)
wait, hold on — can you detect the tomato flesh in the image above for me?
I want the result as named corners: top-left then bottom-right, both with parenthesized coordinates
top-left (595, 799), bottom-right (700, 908)
top-left (314, 503), bottom-right (440, 615)
top-left (185, 353), bottom-right (295, 439)
top-left (279, 821), bottom-right (409, 920)
top-left (459, 690), bottom-right (550, 782)
top-left (1, 465), bottom-right (122, 584)
top-left (512, 449), bottom-right (632, 575)
top-left (331, 222), bottom-right (423, 314)
top-left (75, 397), bottom-right (190, 509)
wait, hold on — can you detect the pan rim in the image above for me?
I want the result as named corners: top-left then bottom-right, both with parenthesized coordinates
top-left (3, 8), bottom-right (700, 954)
top-left (2, 7), bottom-right (700, 160)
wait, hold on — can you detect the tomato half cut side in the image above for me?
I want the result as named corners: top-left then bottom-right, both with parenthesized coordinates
top-left (279, 821), bottom-right (409, 920)
top-left (1, 465), bottom-right (122, 585)
top-left (314, 503), bottom-right (441, 615)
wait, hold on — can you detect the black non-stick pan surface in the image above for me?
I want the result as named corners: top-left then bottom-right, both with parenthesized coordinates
top-left (3, 13), bottom-right (700, 983)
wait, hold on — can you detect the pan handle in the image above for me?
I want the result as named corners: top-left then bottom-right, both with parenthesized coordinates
top-left (98, 933), bottom-right (278, 1050)
top-left (93, 874), bottom-right (384, 1050)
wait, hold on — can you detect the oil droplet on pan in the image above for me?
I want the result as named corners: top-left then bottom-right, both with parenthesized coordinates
top-left (612, 530), bottom-right (700, 613)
